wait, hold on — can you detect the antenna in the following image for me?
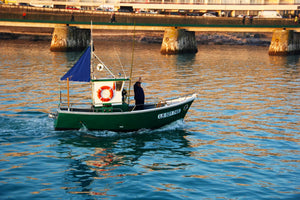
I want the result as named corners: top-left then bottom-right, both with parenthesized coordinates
top-left (127, 21), bottom-right (136, 104)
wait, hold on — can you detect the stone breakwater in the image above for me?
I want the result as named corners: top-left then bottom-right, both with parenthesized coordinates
top-left (92, 31), bottom-right (272, 46)
top-left (195, 32), bottom-right (272, 46)
top-left (84, 30), bottom-right (270, 46)
top-left (0, 28), bottom-right (271, 46)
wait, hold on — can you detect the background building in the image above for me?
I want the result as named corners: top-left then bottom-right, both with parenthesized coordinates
top-left (2, 0), bottom-right (300, 16)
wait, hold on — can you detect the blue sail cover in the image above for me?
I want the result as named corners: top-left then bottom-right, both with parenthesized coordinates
top-left (61, 46), bottom-right (91, 82)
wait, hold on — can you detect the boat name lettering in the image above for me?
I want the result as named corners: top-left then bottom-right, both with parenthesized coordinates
top-left (158, 109), bottom-right (181, 119)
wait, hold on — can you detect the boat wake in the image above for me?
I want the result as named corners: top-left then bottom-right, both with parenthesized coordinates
top-left (139, 119), bottom-right (188, 134)
top-left (0, 113), bottom-right (56, 137)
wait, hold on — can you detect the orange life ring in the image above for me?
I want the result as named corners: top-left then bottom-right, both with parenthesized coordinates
top-left (97, 86), bottom-right (114, 102)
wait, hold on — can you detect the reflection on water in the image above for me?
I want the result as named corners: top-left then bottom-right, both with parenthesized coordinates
top-left (0, 40), bottom-right (299, 199)
top-left (269, 54), bottom-right (300, 66)
top-left (53, 128), bottom-right (190, 196)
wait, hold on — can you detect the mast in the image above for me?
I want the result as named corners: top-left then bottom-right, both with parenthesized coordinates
top-left (127, 22), bottom-right (136, 104)
top-left (90, 21), bottom-right (94, 104)
top-left (67, 77), bottom-right (70, 109)
top-left (90, 21), bottom-right (93, 80)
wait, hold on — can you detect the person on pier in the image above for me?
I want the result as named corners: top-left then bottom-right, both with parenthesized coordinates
top-left (110, 12), bottom-right (116, 23)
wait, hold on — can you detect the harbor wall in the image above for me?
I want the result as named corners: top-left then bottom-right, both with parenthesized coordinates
top-left (0, 5), bottom-right (296, 26)
top-left (50, 25), bottom-right (90, 51)
top-left (160, 27), bottom-right (198, 54)
top-left (268, 29), bottom-right (300, 55)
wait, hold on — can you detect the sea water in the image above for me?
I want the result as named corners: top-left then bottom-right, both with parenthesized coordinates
top-left (0, 40), bottom-right (299, 199)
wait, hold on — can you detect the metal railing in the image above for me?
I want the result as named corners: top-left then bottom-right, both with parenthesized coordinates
top-left (2, 0), bottom-right (299, 8)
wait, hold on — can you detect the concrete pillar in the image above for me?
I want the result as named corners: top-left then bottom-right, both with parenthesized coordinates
top-left (269, 29), bottom-right (300, 55)
top-left (160, 27), bottom-right (198, 54)
top-left (50, 25), bottom-right (90, 52)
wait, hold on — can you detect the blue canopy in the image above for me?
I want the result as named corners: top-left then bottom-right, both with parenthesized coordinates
top-left (61, 46), bottom-right (91, 82)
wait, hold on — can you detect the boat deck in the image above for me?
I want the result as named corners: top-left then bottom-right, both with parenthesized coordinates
top-left (58, 94), bottom-right (196, 113)
top-left (59, 103), bottom-right (162, 113)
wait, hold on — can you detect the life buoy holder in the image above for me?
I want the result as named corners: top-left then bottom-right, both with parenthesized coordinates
top-left (97, 64), bottom-right (104, 71)
top-left (97, 86), bottom-right (114, 102)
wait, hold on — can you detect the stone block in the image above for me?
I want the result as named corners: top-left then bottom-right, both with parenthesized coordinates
top-left (160, 27), bottom-right (198, 54)
top-left (50, 25), bottom-right (90, 52)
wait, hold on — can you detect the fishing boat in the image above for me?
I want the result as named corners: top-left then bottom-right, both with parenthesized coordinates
top-left (51, 30), bottom-right (196, 131)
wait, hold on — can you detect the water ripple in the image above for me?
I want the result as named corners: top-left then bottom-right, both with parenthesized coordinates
top-left (0, 41), bottom-right (299, 199)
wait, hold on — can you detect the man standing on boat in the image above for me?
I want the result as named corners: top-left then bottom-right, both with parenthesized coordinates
top-left (134, 77), bottom-right (145, 110)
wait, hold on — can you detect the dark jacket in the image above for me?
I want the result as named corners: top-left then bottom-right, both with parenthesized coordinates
top-left (134, 81), bottom-right (145, 105)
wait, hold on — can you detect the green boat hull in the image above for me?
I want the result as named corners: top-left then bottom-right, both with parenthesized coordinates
top-left (54, 95), bottom-right (195, 131)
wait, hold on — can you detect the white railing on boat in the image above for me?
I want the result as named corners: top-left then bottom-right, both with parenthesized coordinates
top-left (58, 93), bottom-right (196, 112)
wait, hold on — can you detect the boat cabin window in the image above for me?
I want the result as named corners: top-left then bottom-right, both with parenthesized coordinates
top-left (116, 81), bottom-right (123, 91)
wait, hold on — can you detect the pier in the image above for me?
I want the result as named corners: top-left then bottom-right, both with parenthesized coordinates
top-left (1, 4), bottom-right (299, 32)
top-left (1, 18), bottom-right (300, 39)
top-left (1, 5), bottom-right (300, 54)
